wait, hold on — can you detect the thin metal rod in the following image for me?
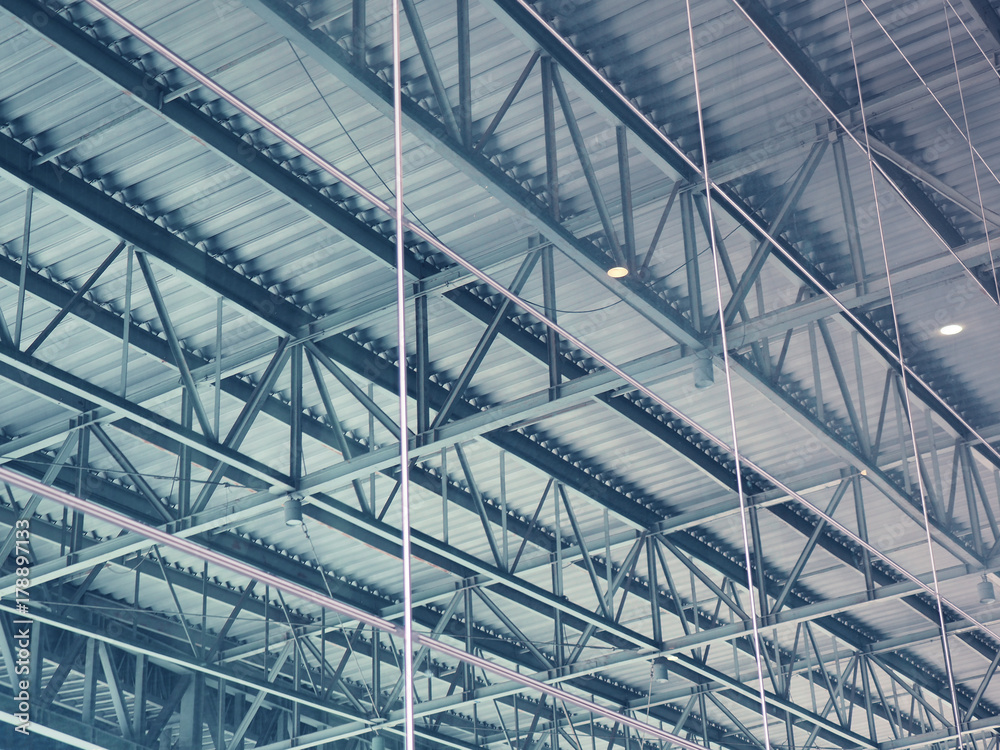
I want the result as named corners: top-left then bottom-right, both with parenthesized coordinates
top-left (135, 252), bottom-right (216, 441)
top-left (392, 0), bottom-right (416, 748)
top-left (475, 50), bottom-right (540, 154)
top-left (617, 126), bottom-right (636, 271)
top-left (683, 1), bottom-right (771, 747)
top-left (550, 66), bottom-right (624, 265)
top-left (399, 0), bottom-right (461, 143)
top-left (214, 297), bottom-right (223, 436)
top-left (638, 181), bottom-right (679, 277)
top-left (14, 187), bottom-right (32, 349)
top-left (842, 3), bottom-right (965, 745)
top-left (120, 246), bottom-right (133, 397)
top-left (0, 467), bottom-right (713, 750)
top-left (25, 240), bottom-right (126, 356)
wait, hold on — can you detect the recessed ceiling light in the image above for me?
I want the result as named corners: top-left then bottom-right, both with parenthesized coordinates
top-left (607, 266), bottom-right (629, 278)
top-left (940, 324), bottom-right (963, 336)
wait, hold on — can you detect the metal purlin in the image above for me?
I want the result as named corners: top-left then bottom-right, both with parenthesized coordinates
top-left (844, 1), bottom-right (966, 747)
top-left (71, 0), bottom-right (1000, 665)
top-left (683, 0), bottom-right (772, 747)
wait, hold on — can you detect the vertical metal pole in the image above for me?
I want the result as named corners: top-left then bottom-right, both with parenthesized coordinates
top-left (553, 482), bottom-right (564, 668)
top-left (14, 187), bottom-right (32, 349)
top-left (415, 294), bottom-right (430, 438)
top-left (542, 246), bottom-right (560, 392)
top-left (73, 425), bottom-right (89, 553)
top-left (179, 392), bottom-right (192, 517)
top-left (178, 674), bottom-right (204, 750)
top-left (680, 191), bottom-right (702, 332)
top-left (646, 537), bottom-right (661, 643)
top-left (683, 0), bottom-right (770, 745)
top-left (457, 0), bottom-right (472, 147)
top-left (392, 0), bottom-right (416, 746)
top-left (82, 639), bottom-right (97, 739)
top-left (372, 627), bottom-right (381, 714)
top-left (852, 472), bottom-right (874, 593)
top-left (217, 677), bottom-right (226, 749)
top-left (617, 126), bottom-right (636, 272)
top-left (440, 447), bottom-right (450, 544)
top-left (290, 344), bottom-right (303, 485)
top-left (352, 0), bottom-right (366, 63)
top-left (215, 298), bottom-right (223, 436)
top-left (831, 132), bottom-right (866, 292)
top-left (541, 57), bottom-right (559, 222)
top-left (121, 246), bottom-right (133, 397)
top-left (808, 322), bottom-right (824, 423)
top-left (134, 653), bottom-right (147, 740)
top-left (852, 332), bottom-right (870, 449)
top-left (500, 451), bottom-right (508, 569)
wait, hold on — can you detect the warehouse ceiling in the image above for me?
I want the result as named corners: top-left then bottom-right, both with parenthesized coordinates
top-left (1, 0), bottom-right (1000, 748)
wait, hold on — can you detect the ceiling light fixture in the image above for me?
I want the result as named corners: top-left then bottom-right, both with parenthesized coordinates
top-left (607, 266), bottom-right (629, 278)
top-left (940, 324), bottom-right (963, 336)
top-left (283, 497), bottom-right (304, 526)
top-left (651, 656), bottom-right (670, 682)
top-left (979, 574), bottom-right (996, 604)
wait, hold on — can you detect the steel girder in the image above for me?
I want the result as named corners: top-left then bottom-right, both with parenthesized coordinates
top-left (1, 0), bottom-right (986, 589)
top-left (0, 0), bottom-right (986, 553)
top-left (213, 0), bottom-right (1000, 591)
top-left (0, 1), bottom-right (996, 750)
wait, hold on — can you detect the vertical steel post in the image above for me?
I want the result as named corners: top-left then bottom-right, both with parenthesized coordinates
top-left (457, 0), bottom-right (472, 147)
top-left (81, 639), bottom-right (97, 739)
top-left (290, 344), bottom-right (303, 485)
top-left (541, 57), bottom-right (560, 222)
top-left (680, 191), bottom-right (702, 332)
top-left (415, 294), bottom-right (430, 437)
top-left (542, 245), bottom-right (560, 392)
top-left (852, 472), bottom-right (874, 594)
top-left (134, 653), bottom-right (147, 740)
top-left (72, 424), bottom-right (89, 553)
top-left (178, 674), bottom-right (204, 750)
top-left (14, 187), bottom-right (32, 349)
top-left (179, 391), bottom-right (192, 517)
top-left (215, 297), bottom-right (223, 436)
top-left (617, 126), bottom-right (636, 271)
top-left (832, 132), bottom-right (867, 292)
top-left (352, 0), bottom-right (366, 63)
top-left (121, 245), bottom-right (133, 397)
